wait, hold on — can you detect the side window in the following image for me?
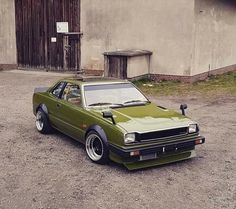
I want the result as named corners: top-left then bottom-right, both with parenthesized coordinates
top-left (51, 82), bottom-right (65, 98)
top-left (62, 83), bottom-right (81, 106)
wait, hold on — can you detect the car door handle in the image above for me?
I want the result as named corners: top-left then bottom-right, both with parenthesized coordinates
top-left (56, 103), bottom-right (62, 109)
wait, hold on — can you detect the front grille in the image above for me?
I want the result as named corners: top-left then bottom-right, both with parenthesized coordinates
top-left (138, 127), bottom-right (188, 141)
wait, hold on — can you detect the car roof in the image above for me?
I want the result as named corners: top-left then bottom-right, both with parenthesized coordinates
top-left (60, 76), bottom-right (130, 86)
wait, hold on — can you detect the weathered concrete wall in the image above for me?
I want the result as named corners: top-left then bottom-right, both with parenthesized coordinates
top-left (192, 0), bottom-right (236, 75)
top-left (127, 55), bottom-right (150, 78)
top-left (0, 0), bottom-right (17, 68)
top-left (81, 0), bottom-right (195, 76)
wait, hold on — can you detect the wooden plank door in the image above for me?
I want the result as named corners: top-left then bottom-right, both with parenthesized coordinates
top-left (15, 0), bottom-right (80, 71)
top-left (107, 57), bottom-right (127, 79)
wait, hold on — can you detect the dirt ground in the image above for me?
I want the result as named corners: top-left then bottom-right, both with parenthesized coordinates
top-left (0, 71), bottom-right (235, 209)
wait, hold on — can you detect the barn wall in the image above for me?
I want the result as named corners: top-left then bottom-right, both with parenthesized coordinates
top-left (81, 0), bottom-right (195, 76)
top-left (192, 0), bottom-right (236, 75)
top-left (0, 0), bottom-right (17, 69)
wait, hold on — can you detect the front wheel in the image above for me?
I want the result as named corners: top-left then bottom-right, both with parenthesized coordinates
top-left (85, 131), bottom-right (109, 164)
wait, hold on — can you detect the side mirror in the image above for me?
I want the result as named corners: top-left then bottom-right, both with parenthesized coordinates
top-left (180, 104), bottom-right (188, 116)
top-left (102, 111), bottom-right (116, 124)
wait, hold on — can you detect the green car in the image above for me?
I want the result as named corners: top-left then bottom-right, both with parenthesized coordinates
top-left (33, 77), bottom-right (205, 170)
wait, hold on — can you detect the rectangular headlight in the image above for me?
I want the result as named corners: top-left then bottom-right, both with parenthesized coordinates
top-left (189, 124), bottom-right (198, 133)
top-left (124, 133), bottom-right (136, 144)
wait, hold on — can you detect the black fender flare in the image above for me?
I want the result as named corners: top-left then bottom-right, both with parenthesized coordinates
top-left (37, 104), bottom-right (49, 116)
top-left (85, 125), bottom-right (108, 146)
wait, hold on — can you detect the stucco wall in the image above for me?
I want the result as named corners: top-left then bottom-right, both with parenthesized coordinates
top-left (127, 55), bottom-right (150, 78)
top-left (81, 0), bottom-right (195, 76)
top-left (192, 0), bottom-right (236, 75)
top-left (0, 0), bottom-right (17, 67)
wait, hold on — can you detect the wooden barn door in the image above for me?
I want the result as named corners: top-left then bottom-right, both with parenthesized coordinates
top-left (15, 0), bottom-right (80, 71)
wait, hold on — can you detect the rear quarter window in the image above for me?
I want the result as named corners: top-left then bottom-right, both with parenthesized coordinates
top-left (51, 82), bottom-right (66, 98)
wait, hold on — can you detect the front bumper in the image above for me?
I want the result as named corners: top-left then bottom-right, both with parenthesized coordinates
top-left (109, 136), bottom-right (205, 170)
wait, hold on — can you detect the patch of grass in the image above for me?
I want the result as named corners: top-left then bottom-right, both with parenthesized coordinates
top-left (133, 71), bottom-right (236, 97)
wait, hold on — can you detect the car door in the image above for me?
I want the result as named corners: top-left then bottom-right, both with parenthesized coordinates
top-left (54, 82), bottom-right (85, 142)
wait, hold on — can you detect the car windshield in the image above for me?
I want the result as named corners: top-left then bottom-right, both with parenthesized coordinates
top-left (84, 83), bottom-right (149, 107)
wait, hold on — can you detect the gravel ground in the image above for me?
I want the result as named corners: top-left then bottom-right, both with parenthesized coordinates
top-left (0, 71), bottom-right (235, 209)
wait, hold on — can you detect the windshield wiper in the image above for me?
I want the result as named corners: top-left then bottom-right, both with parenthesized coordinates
top-left (124, 100), bottom-right (149, 104)
top-left (88, 102), bottom-right (112, 107)
top-left (88, 102), bottom-right (124, 107)
top-left (110, 103), bottom-right (124, 107)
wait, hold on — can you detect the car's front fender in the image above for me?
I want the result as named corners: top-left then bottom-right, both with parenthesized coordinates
top-left (85, 124), bottom-right (108, 146)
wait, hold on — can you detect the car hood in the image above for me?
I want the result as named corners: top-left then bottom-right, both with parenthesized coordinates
top-left (89, 103), bottom-right (194, 133)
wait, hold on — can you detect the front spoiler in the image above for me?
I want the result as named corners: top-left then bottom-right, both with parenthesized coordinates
top-left (124, 150), bottom-right (196, 170)
top-left (109, 136), bottom-right (205, 170)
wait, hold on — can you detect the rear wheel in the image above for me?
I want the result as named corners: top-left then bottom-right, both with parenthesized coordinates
top-left (85, 131), bottom-right (109, 164)
top-left (36, 108), bottom-right (52, 134)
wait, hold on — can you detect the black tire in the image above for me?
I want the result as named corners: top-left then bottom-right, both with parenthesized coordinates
top-left (35, 108), bottom-right (52, 134)
top-left (85, 130), bottom-right (109, 164)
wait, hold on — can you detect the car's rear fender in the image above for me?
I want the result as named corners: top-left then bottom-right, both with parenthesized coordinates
top-left (33, 92), bottom-right (50, 116)
top-left (36, 103), bottom-right (49, 115)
